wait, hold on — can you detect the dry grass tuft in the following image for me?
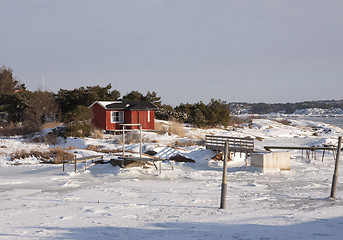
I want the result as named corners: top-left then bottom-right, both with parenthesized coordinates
top-left (229, 116), bottom-right (246, 126)
top-left (174, 139), bottom-right (205, 147)
top-left (0, 124), bottom-right (39, 137)
top-left (86, 145), bottom-right (103, 151)
top-left (97, 149), bottom-right (122, 154)
top-left (91, 129), bottom-right (104, 139)
top-left (168, 121), bottom-right (185, 137)
top-left (41, 122), bottom-right (61, 130)
top-left (41, 132), bottom-right (59, 145)
top-left (116, 131), bottom-right (154, 144)
top-left (65, 146), bottom-right (77, 151)
top-left (155, 121), bottom-right (167, 133)
top-left (276, 119), bottom-right (292, 126)
top-left (51, 147), bottom-right (75, 164)
top-left (10, 147), bottom-right (75, 164)
top-left (117, 131), bottom-right (141, 144)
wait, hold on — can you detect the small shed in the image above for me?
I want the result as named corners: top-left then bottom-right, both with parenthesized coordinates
top-left (90, 101), bottom-right (158, 131)
top-left (250, 152), bottom-right (291, 171)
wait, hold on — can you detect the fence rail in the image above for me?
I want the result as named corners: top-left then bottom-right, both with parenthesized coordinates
top-left (62, 155), bottom-right (104, 173)
top-left (205, 135), bottom-right (255, 153)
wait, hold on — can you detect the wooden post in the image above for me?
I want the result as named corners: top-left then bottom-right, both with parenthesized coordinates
top-left (322, 149), bottom-right (326, 162)
top-left (140, 124), bottom-right (142, 158)
top-left (220, 142), bottom-right (229, 209)
top-left (74, 156), bottom-right (77, 174)
top-left (331, 136), bottom-right (342, 199)
top-left (122, 125), bottom-right (125, 159)
top-left (85, 158), bottom-right (87, 170)
top-left (63, 161), bottom-right (65, 172)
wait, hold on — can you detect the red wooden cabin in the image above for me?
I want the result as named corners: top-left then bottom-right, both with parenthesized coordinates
top-left (90, 101), bottom-right (158, 131)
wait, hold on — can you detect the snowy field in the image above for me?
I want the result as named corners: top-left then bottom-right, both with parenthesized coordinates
top-left (1, 118), bottom-right (343, 239)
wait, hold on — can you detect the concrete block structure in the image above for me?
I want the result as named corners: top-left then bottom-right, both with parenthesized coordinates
top-left (251, 152), bottom-right (291, 171)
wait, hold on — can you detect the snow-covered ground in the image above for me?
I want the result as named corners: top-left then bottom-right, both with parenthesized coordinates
top-left (1, 118), bottom-right (343, 239)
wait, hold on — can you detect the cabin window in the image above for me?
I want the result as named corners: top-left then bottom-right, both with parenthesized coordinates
top-left (147, 110), bottom-right (150, 122)
top-left (111, 111), bottom-right (124, 123)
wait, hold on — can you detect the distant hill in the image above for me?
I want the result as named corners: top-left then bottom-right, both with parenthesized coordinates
top-left (230, 100), bottom-right (343, 115)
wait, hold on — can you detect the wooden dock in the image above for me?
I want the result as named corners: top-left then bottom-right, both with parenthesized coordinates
top-left (263, 146), bottom-right (341, 161)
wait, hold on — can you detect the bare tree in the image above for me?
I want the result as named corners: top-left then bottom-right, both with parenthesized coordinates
top-left (24, 91), bottom-right (59, 127)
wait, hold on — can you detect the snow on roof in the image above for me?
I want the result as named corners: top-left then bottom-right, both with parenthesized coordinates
top-left (106, 101), bottom-right (158, 110)
top-left (88, 101), bottom-right (122, 109)
top-left (89, 101), bottom-right (158, 110)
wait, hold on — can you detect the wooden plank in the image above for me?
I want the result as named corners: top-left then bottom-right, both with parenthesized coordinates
top-left (264, 146), bottom-right (337, 151)
top-left (205, 135), bottom-right (255, 153)
top-left (117, 157), bottom-right (175, 173)
top-left (63, 155), bottom-right (103, 163)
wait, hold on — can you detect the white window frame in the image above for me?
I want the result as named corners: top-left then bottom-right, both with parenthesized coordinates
top-left (147, 110), bottom-right (150, 122)
top-left (111, 111), bottom-right (124, 123)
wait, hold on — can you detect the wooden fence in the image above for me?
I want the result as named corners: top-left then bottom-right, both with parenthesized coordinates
top-left (205, 135), bottom-right (255, 153)
top-left (62, 155), bottom-right (104, 173)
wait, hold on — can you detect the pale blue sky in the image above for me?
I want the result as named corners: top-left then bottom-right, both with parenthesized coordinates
top-left (1, 0), bottom-right (342, 106)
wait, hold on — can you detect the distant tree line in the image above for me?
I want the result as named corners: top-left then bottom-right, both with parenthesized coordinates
top-left (230, 100), bottom-right (343, 114)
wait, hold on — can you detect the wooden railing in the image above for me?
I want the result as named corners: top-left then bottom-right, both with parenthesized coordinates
top-left (62, 155), bottom-right (104, 173)
top-left (205, 135), bottom-right (255, 153)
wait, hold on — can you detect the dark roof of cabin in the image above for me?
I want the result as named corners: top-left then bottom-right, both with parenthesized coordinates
top-left (105, 101), bottom-right (158, 111)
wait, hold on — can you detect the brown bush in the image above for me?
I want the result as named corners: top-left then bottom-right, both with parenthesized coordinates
top-left (86, 145), bottom-right (103, 151)
top-left (116, 131), bottom-right (154, 144)
top-left (41, 122), bottom-right (61, 130)
top-left (11, 150), bottom-right (31, 161)
top-left (65, 146), bottom-right (77, 150)
top-left (91, 129), bottom-right (104, 139)
top-left (154, 121), bottom-right (167, 134)
top-left (116, 131), bottom-right (140, 144)
top-left (168, 121), bottom-right (185, 137)
top-left (10, 147), bottom-right (74, 164)
top-left (41, 132), bottom-right (59, 145)
top-left (11, 149), bottom-right (51, 161)
top-left (51, 147), bottom-right (75, 164)
top-left (175, 140), bottom-right (195, 147)
top-left (229, 116), bottom-right (246, 126)
top-left (30, 137), bottom-right (41, 143)
top-left (98, 149), bottom-right (122, 154)
top-left (174, 139), bottom-right (205, 147)
top-left (0, 124), bottom-right (39, 137)
top-left (276, 119), bottom-right (292, 126)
